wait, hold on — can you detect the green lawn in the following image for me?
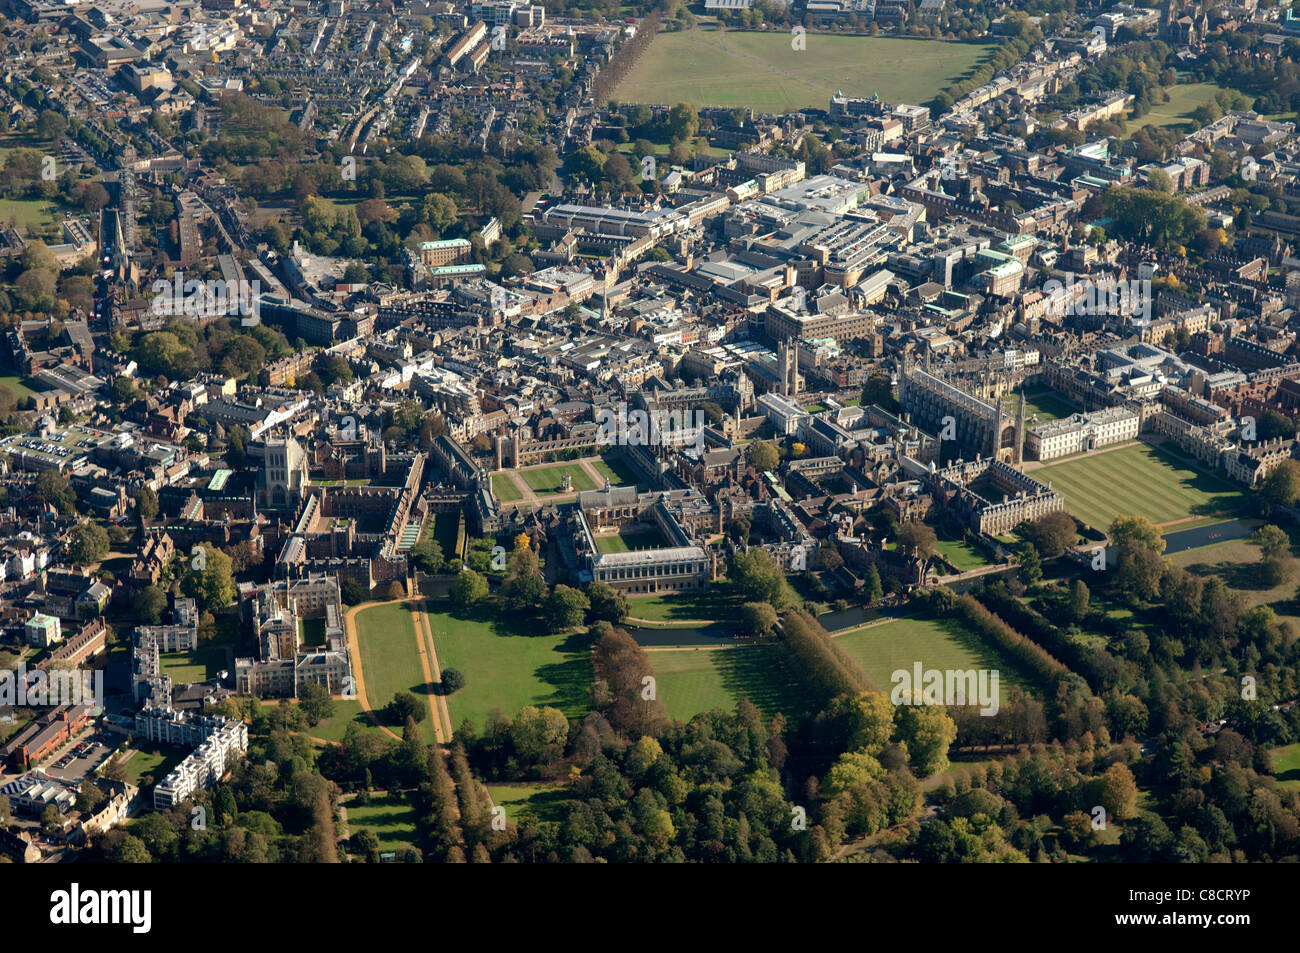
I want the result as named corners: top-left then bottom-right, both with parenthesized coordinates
top-left (1171, 537), bottom-right (1300, 624)
top-left (354, 602), bottom-right (436, 742)
top-left (625, 583), bottom-right (741, 622)
top-left (1004, 389), bottom-right (1078, 423)
top-left (591, 455), bottom-right (640, 487)
top-left (120, 746), bottom-right (189, 786)
top-left (0, 197), bottom-right (57, 229)
top-left (346, 792), bottom-right (419, 852)
top-left (1271, 743), bottom-right (1300, 790)
top-left (520, 463), bottom-right (597, 494)
top-left (428, 605), bottom-right (592, 733)
top-left (650, 644), bottom-right (814, 724)
top-left (1034, 442), bottom-right (1244, 531)
top-left (488, 783), bottom-right (570, 823)
top-left (934, 534), bottom-right (991, 572)
top-left (158, 645), bottom-right (227, 683)
top-left (594, 525), bottom-right (667, 554)
top-left (0, 375), bottom-right (38, 401)
top-left (431, 511), bottom-right (462, 558)
top-left (306, 698), bottom-right (389, 743)
top-left (1128, 83), bottom-right (1255, 136)
top-left (491, 473), bottom-right (523, 502)
top-left (617, 28), bottom-right (996, 111)
top-left (299, 618), bottom-right (326, 647)
top-left (834, 616), bottom-right (1031, 702)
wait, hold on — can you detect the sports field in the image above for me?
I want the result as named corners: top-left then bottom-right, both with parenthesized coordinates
top-left (353, 602), bottom-right (434, 740)
top-left (1034, 442), bottom-right (1244, 531)
top-left (616, 28), bottom-right (995, 111)
top-left (428, 606), bottom-right (591, 733)
top-left (650, 644), bottom-right (813, 723)
top-left (834, 616), bottom-right (1030, 701)
top-left (521, 463), bottom-right (597, 494)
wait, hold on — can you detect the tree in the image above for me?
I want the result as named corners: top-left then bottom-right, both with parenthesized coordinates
top-left (340, 577), bottom-right (365, 606)
top-left (745, 439), bottom-right (779, 472)
top-left (385, 691), bottom-right (426, 725)
top-left (897, 521), bottom-right (939, 562)
top-left (728, 548), bottom-right (795, 609)
top-left (182, 544), bottom-right (235, 611)
top-left (543, 584), bottom-right (590, 631)
top-left (132, 585), bottom-right (168, 624)
top-left (67, 521), bottom-right (109, 566)
top-left (409, 539), bottom-right (445, 573)
top-left (75, 780), bottom-right (107, 815)
top-left (36, 109), bottom-right (67, 141)
top-left (441, 668), bottom-right (465, 693)
top-left (1251, 524), bottom-right (1290, 560)
top-left (864, 565), bottom-right (884, 604)
top-left (509, 705), bottom-right (569, 760)
top-left (894, 704), bottom-right (957, 777)
top-left (385, 580), bottom-right (406, 601)
top-left (35, 469), bottom-right (75, 513)
top-left (500, 548), bottom-right (547, 613)
top-left (585, 581), bottom-right (628, 624)
top-left (450, 568), bottom-right (489, 612)
top-left (41, 803), bottom-right (62, 836)
top-left (1095, 762), bottom-right (1139, 821)
top-left (739, 601), bottom-right (778, 636)
top-left (1261, 459), bottom-right (1300, 511)
top-left (1020, 511), bottom-right (1077, 557)
top-left (847, 691), bottom-right (895, 755)
top-left (1018, 544), bottom-right (1042, 587)
top-left (1109, 515), bottom-right (1165, 555)
top-left (136, 485), bottom-right (159, 520)
top-left (861, 372), bottom-right (898, 412)
top-left (299, 682), bottom-right (335, 726)
top-left (1068, 578), bottom-right (1090, 622)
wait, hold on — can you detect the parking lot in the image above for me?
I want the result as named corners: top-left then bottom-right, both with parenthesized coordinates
top-left (40, 731), bottom-right (117, 785)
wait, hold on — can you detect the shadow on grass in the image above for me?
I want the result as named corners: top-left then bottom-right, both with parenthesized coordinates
top-left (535, 632), bottom-right (594, 715)
top-left (714, 644), bottom-right (812, 724)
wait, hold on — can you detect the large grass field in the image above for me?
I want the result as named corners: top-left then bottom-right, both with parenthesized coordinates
top-left (649, 644), bottom-right (813, 723)
top-left (0, 197), bottom-right (57, 230)
top-left (1272, 743), bottom-right (1300, 791)
top-left (616, 28), bottom-right (995, 111)
top-left (158, 646), bottom-right (227, 684)
top-left (834, 616), bottom-right (1031, 700)
top-left (1034, 442), bottom-right (1244, 531)
top-left (520, 463), bottom-right (597, 494)
top-left (1128, 83), bottom-right (1253, 136)
top-left (353, 602), bottom-right (436, 742)
top-left (346, 793), bottom-right (419, 852)
top-left (428, 605), bottom-right (592, 733)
